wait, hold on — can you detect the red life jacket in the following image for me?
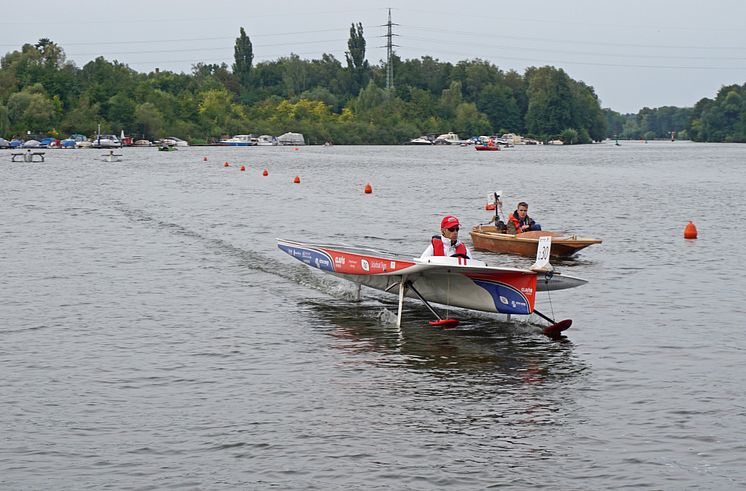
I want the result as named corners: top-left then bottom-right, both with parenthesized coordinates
top-left (431, 236), bottom-right (468, 257)
top-left (508, 213), bottom-right (523, 234)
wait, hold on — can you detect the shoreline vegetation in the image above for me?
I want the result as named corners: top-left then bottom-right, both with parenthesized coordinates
top-left (1, 27), bottom-right (744, 145)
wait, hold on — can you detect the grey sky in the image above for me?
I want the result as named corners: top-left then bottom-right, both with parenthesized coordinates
top-left (3, 0), bottom-right (745, 113)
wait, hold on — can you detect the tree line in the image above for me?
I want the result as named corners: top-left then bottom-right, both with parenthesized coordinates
top-left (0, 29), bottom-right (743, 144)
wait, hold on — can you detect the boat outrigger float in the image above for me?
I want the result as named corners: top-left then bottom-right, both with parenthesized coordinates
top-left (278, 236), bottom-right (587, 337)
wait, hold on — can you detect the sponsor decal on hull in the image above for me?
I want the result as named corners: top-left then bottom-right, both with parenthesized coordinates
top-left (278, 243), bottom-right (415, 275)
top-left (467, 272), bottom-right (536, 315)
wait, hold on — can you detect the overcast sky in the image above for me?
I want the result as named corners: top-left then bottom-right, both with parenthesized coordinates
top-left (2, 0), bottom-right (745, 113)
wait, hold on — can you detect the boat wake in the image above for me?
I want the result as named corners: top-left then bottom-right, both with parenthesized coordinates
top-left (110, 202), bottom-right (365, 301)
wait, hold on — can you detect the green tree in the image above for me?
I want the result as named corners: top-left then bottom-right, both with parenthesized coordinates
top-left (7, 85), bottom-right (57, 133)
top-left (233, 27), bottom-right (253, 90)
top-left (0, 104), bottom-right (9, 134)
top-left (478, 83), bottom-right (521, 133)
top-left (525, 66), bottom-right (574, 137)
top-left (454, 102), bottom-right (491, 136)
top-left (345, 22), bottom-right (369, 93)
top-left (134, 102), bottom-right (165, 139)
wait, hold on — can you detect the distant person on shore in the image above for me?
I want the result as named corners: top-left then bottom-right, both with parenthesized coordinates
top-left (507, 202), bottom-right (541, 234)
top-left (421, 215), bottom-right (471, 259)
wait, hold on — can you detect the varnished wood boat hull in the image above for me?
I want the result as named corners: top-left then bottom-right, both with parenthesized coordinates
top-left (470, 226), bottom-right (601, 258)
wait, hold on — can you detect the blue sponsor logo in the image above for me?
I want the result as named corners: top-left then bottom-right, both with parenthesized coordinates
top-left (472, 280), bottom-right (531, 315)
top-left (278, 244), bottom-right (335, 272)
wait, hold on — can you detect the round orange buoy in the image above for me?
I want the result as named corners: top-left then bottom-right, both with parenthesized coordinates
top-left (240, 165), bottom-right (245, 171)
top-left (364, 182), bottom-right (372, 194)
top-left (684, 221), bottom-right (698, 239)
top-left (485, 203), bottom-right (496, 210)
top-left (203, 156), bottom-right (208, 162)
top-left (293, 175), bottom-right (300, 184)
top-left (262, 169), bottom-right (268, 176)
top-left (294, 147), bottom-right (299, 151)
top-left (224, 162), bottom-right (230, 167)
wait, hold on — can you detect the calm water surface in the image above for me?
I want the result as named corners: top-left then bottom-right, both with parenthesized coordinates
top-left (2, 142), bottom-right (745, 489)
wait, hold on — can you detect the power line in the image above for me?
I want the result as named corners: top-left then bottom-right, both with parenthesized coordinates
top-left (404, 25), bottom-right (746, 51)
top-left (401, 34), bottom-right (746, 62)
top-left (395, 43), bottom-right (746, 70)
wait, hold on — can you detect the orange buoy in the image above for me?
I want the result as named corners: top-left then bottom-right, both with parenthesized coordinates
top-left (203, 156), bottom-right (208, 162)
top-left (224, 162), bottom-right (230, 167)
top-left (684, 221), bottom-right (698, 239)
top-left (364, 182), bottom-right (372, 194)
top-left (240, 165), bottom-right (245, 171)
top-left (262, 169), bottom-right (268, 176)
top-left (293, 175), bottom-right (300, 184)
top-left (294, 147), bottom-right (299, 151)
top-left (484, 203), bottom-right (496, 210)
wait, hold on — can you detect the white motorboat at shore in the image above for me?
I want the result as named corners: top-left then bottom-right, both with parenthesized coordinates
top-left (162, 137), bottom-right (189, 147)
top-left (409, 136), bottom-right (433, 145)
top-left (219, 134), bottom-right (255, 146)
top-left (91, 135), bottom-right (122, 148)
top-left (255, 135), bottom-right (278, 146)
top-left (434, 132), bottom-right (466, 145)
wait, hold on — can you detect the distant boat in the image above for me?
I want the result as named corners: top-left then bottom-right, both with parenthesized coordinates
top-left (158, 142), bottom-right (177, 151)
top-left (162, 137), bottom-right (189, 147)
top-left (92, 135), bottom-right (121, 148)
top-left (61, 134), bottom-right (89, 149)
top-left (219, 134), bottom-right (256, 146)
top-left (475, 138), bottom-right (500, 151)
top-left (0, 138), bottom-right (9, 149)
top-left (39, 137), bottom-right (60, 148)
top-left (21, 139), bottom-right (42, 148)
top-left (277, 132), bottom-right (305, 146)
top-left (434, 132), bottom-right (465, 145)
top-left (256, 135), bottom-right (278, 146)
top-left (409, 136), bottom-right (432, 145)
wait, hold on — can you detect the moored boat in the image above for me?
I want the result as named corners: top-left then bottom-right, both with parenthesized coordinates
top-left (219, 134), bottom-right (255, 146)
top-left (470, 225), bottom-right (602, 258)
top-left (475, 144), bottom-right (500, 151)
top-left (163, 137), bottom-right (189, 147)
top-left (92, 134), bottom-right (122, 148)
top-left (256, 135), bottom-right (278, 146)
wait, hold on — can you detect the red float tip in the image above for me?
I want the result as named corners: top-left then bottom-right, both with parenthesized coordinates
top-left (429, 319), bottom-right (460, 328)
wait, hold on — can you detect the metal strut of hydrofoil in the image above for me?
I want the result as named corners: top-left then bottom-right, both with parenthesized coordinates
top-left (404, 280), bottom-right (444, 322)
top-left (391, 277), bottom-right (445, 327)
top-left (396, 276), bottom-right (407, 327)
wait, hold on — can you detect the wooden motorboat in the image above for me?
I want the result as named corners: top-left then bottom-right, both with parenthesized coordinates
top-left (470, 225), bottom-right (601, 258)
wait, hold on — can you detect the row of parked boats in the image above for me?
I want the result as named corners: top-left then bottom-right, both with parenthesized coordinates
top-left (1, 131), bottom-right (308, 149)
top-left (408, 132), bottom-right (543, 146)
top-left (0, 134), bottom-right (189, 149)
top-left (218, 132), bottom-right (305, 146)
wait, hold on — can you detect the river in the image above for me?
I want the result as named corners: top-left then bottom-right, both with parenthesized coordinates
top-left (2, 142), bottom-right (745, 489)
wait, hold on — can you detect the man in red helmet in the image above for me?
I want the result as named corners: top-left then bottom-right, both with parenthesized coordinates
top-left (420, 215), bottom-right (471, 259)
